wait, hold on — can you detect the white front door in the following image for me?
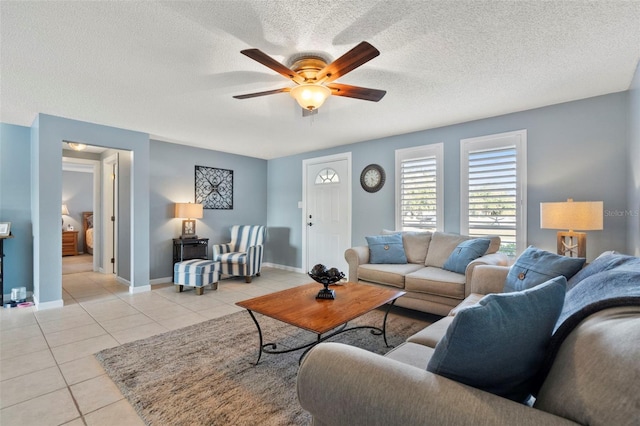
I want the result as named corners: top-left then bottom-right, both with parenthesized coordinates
top-left (303, 154), bottom-right (351, 274)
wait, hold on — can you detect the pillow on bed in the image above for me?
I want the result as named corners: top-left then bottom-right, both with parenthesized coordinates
top-left (87, 214), bottom-right (94, 228)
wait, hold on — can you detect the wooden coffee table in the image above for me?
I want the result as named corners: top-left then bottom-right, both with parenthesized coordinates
top-left (236, 282), bottom-right (406, 364)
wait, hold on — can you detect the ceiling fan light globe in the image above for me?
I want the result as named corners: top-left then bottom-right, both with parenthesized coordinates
top-left (67, 142), bottom-right (87, 151)
top-left (290, 84), bottom-right (330, 111)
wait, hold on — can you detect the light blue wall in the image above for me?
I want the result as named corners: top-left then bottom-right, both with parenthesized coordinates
top-left (0, 123), bottom-right (32, 298)
top-left (0, 124), bottom-right (268, 298)
top-left (32, 114), bottom-right (149, 305)
top-left (266, 92), bottom-right (631, 267)
top-left (264, 159), bottom-right (306, 267)
top-left (628, 62), bottom-right (640, 256)
top-left (149, 140), bottom-right (268, 279)
top-left (1, 88), bottom-right (636, 302)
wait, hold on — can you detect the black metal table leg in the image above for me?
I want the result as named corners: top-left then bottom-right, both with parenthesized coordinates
top-left (381, 298), bottom-right (397, 347)
top-left (244, 301), bottom-right (398, 365)
top-left (245, 310), bottom-right (264, 365)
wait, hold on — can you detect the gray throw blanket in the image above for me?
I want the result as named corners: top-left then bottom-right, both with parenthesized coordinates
top-left (533, 254), bottom-right (640, 395)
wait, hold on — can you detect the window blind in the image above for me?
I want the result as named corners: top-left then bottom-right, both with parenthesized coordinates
top-left (467, 146), bottom-right (517, 256)
top-left (400, 156), bottom-right (438, 231)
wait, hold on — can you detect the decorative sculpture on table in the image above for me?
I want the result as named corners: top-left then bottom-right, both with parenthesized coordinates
top-left (308, 264), bottom-right (345, 299)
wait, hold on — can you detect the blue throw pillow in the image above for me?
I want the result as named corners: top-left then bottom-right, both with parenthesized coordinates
top-left (443, 238), bottom-right (491, 274)
top-left (365, 234), bottom-right (407, 264)
top-left (427, 276), bottom-right (567, 402)
top-left (504, 246), bottom-right (585, 293)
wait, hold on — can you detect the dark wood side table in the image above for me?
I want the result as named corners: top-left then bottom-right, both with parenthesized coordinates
top-left (1, 234), bottom-right (14, 306)
top-left (62, 230), bottom-right (79, 256)
top-left (172, 238), bottom-right (209, 268)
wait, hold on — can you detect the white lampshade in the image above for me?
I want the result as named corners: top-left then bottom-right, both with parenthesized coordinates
top-left (174, 202), bottom-right (203, 219)
top-left (540, 199), bottom-right (603, 231)
top-left (61, 204), bottom-right (70, 215)
top-left (290, 84), bottom-right (331, 111)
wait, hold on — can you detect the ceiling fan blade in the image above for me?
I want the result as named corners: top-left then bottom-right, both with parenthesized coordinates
top-left (315, 41), bottom-right (380, 84)
top-left (233, 88), bottom-right (290, 99)
top-left (327, 83), bottom-right (386, 102)
top-left (240, 49), bottom-right (305, 84)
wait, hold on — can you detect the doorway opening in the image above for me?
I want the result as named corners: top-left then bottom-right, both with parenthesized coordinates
top-left (61, 144), bottom-right (128, 282)
top-left (62, 156), bottom-right (99, 275)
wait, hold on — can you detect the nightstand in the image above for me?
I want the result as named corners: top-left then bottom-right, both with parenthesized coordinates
top-left (173, 238), bottom-right (209, 266)
top-left (62, 230), bottom-right (79, 256)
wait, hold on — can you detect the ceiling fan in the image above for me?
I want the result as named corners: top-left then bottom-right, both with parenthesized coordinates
top-left (233, 41), bottom-right (386, 113)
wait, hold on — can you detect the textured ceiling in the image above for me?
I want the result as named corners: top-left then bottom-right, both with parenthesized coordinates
top-left (2, 1), bottom-right (639, 160)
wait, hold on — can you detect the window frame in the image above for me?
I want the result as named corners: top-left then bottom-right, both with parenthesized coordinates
top-left (314, 167), bottom-right (340, 184)
top-left (395, 143), bottom-right (444, 232)
top-left (460, 130), bottom-right (527, 258)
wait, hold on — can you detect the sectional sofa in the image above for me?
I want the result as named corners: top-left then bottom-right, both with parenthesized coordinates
top-left (345, 231), bottom-right (508, 316)
top-left (298, 251), bottom-right (640, 425)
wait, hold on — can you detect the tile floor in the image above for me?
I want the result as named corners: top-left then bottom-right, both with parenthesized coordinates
top-left (1, 267), bottom-right (311, 426)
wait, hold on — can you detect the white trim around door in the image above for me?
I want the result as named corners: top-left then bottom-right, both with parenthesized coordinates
top-left (301, 152), bottom-right (352, 274)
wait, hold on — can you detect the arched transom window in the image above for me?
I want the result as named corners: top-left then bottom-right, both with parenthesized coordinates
top-left (315, 168), bottom-right (340, 184)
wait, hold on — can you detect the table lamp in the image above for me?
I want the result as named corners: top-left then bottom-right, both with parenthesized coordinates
top-left (175, 202), bottom-right (204, 239)
top-left (540, 198), bottom-right (603, 258)
top-left (62, 204), bottom-right (70, 227)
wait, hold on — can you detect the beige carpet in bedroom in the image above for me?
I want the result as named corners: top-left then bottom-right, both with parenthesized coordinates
top-left (62, 253), bottom-right (93, 274)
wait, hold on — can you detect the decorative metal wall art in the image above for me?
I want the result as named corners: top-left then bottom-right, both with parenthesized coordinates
top-left (195, 166), bottom-right (233, 209)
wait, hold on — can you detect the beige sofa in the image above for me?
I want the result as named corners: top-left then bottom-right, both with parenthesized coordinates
top-left (298, 262), bottom-right (640, 426)
top-left (345, 231), bottom-right (508, 316)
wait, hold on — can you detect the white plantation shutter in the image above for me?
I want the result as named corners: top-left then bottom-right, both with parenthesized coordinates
top-left (461, 131), bottom-right (527, 257)
top-left (400, 157), bottom-right (437, 230)
top-left (467, 147), bottom-right (517, 254)
top-left (396, 144), bottom-right (443, 232)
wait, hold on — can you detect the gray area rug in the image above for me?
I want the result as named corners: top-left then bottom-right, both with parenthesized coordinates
top-left (95, 306), bottom-right (435, 425)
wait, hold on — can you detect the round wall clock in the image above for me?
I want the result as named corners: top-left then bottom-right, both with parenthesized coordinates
top-left (360, 164), bottom-right (385, 193)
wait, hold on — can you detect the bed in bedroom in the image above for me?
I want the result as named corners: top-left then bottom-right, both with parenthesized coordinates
top-left (82, 211), bottom-right (94, 255)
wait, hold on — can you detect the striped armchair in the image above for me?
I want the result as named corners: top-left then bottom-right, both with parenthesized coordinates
top-left (213, 225), bottom-right (266, 283)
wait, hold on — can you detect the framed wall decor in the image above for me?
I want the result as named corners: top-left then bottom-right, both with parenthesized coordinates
top-left (0, 222), bottom-right (11, 237)
top-left (195, 166), bottom-right (234, 209)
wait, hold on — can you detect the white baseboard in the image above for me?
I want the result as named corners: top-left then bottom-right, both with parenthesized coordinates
top-left (262, 262), bottom-right (304, 274)
top-left (33, 296), bottom-right (64, 310)
top-left (129, 284), bottom-right (151, 294)
top-left (112, 276), bottom-right (150, 294)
